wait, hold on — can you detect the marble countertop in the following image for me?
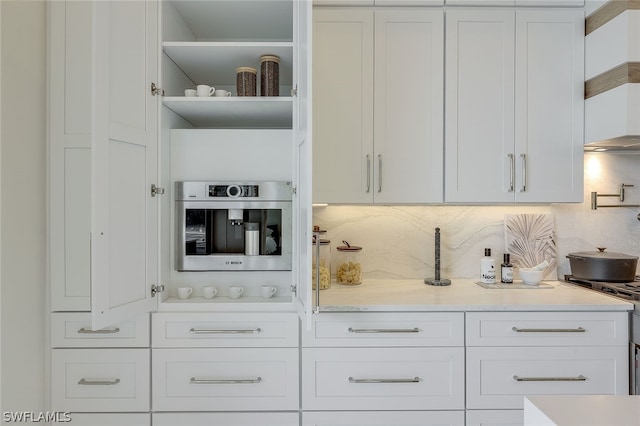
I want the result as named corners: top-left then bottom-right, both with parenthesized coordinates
top-left (315, 279), bottom-right (635, 312)
top-left (524, 395), bottom-right (640, 426)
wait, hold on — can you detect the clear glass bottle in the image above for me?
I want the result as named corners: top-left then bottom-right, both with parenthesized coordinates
top-left (236, 66), bottom-right (257, 96)
top-left (312, 238), bottom-right (331, 290)
top-left (259, 55), bottom-right (280, 96)
top-left (336, 241), bottom-right (362, 285)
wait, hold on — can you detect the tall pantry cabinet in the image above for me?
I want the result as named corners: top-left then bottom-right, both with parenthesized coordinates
top-left (47, 0), bottom-right (312, 422)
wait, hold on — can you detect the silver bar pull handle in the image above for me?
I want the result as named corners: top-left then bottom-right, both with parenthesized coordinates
top-left (190, 377), bottom-right (262, 384)
top-left (378, 154), bottom-right (382, 193)
top-left (508, 153), bottom-right (514, 192)
top-left (512, 327), bottom-right (585, 333)
top-left (77, 327), bottom-right (120, 334)
top-left (366, 155), bottom-right (371, 193)
top-left (190, 328), bottom-right (262, 334)
top-left (520, 153), bottom-right (527, 192)
top-left (349, 376), bottom-right (420, 384)
top-left (78, 378), bottom-right (121, 386)
top-left (513, 375), bottom-right (586, 382)
top-left (348, 327), bottom-right (420, 334)
top-left (314, 230), bottom-right (321, 313)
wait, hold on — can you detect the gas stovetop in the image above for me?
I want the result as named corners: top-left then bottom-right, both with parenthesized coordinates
top-left (565, 275), bottom-right (640, 308)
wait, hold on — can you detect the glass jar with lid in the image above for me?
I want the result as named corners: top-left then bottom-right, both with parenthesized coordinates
top-left (336, 241), bottom-right (362, 285)
top-left (312, 238), bottom-right (331, 290)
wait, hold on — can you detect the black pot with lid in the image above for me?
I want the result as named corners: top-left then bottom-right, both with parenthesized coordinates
top-left (566, 247), bottom-right (638, 282)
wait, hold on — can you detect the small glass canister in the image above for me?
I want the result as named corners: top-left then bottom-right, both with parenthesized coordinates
top-left (259, 55), bottom-right (280, 96)
top-left (236, 66), bottom-right (257, 96)
top-left (336, 241), bottom-right (362, 285)
top-left (312, 238), bottom-right (331, 290)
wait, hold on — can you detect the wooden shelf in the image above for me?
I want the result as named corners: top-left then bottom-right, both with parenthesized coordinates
top-left (163, 42), bottom-right (293, 87)
top-left (163, 96), bottom-right (293, 128)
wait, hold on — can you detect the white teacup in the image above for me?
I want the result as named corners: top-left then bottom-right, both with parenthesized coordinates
top-left (196, 84), bottom-right (215, 97)
top-left (213, 89), bottom-right (231, 97)
top-left (184, 88), bottom-right (197, 97)
top-left (177, 286), bottom-right (193, 300)
top-left (203, 286), bottom-right (218, 299)
top-left (261, 285), bottom-right (277, 299)
top-left (229, 286), bottom-right (244, 299)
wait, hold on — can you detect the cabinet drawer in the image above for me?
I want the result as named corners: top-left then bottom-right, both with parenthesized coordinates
top-left (465, 410), bottom-right (523, 426)
top-left (152, 312), bottom-right (298, 348)
top-left (51, 349), bottom-right (149, 412)
top-left (466, 312), bottom-right (628, 347)
top-left (64, 413), bottom-right (150, 426)
top-left (153, 412), bottom-right (299, 426)
top-left (303, 312), bottom-right (464, 347)
top-left (466, 346), bottom-right (629, 409)
top-left (302, 347), bottom-right (464, 410)
top-left (51, 313), bottom-right (149, 348)
top-left (152, 348), bottom-right (299, 411)
top-left (303, 410), bottom-right (464, 425)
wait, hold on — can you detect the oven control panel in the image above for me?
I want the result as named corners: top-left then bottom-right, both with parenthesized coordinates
top-left (208, 184), bottom-right (259, 198)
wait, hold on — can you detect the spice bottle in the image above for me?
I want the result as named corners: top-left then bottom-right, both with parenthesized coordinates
top-left (236, 66), bottom-right (257, 96)
top-left (501, 253), bottom-right (514, 284)
top-left (312, 238), bottom-right (331, 290)
top-left (480, 248), bottom-right (496, 284)
top-left (259, 55), bottom-right (280, 96)
top-left (336, 241), bottom-right (362, 285)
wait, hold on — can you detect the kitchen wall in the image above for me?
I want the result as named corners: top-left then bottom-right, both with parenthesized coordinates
top-left (313, 152), bottom-right (640, 281)
top-left (0, 0), bottom-right (47, 415)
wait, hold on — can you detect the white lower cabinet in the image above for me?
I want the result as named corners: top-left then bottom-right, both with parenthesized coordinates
top-left (51, 349), bottom-right (150, 412)
top-left (153, 412), bottom-right (300, 426)
top-left (302, 410), bottom-right (465, 425)
top-left (65, 413), bottom-right (150, 426)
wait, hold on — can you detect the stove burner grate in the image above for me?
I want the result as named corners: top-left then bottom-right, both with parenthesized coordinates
top-left (565, 275), bottom-right (640, 302)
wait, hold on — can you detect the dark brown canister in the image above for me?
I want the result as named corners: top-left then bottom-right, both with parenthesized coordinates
top-left (236, 66), bottom-right (257, 96)
top-left (259, 55), bottom-right (280, 96)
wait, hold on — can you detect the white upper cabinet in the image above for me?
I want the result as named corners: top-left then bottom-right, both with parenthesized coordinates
top-left (445, 8), bottom-right (584, 203)
top-left (91, 0), bottom-right (160, 329)
top-left (313, 8), bottom-right (444, 204)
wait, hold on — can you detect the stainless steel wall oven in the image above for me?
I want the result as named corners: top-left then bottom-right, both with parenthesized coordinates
top-left (175, 181), bottom-right (292, 271)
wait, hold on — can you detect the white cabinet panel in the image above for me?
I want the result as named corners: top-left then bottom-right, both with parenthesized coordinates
top-left (466, 346), bottom-right (629, 409)
top-left (303, 410), bottom-right (464, 425)
top-left (466, 312), bottom-right (629, 347)
top-left (51, 349), bottom-right (150, 412)
top-left (152, 348), bottom-right (299, 411)
top-left (303, 312), bottom-right (464, 347)
top-left (51, 313), bottom-right (149, 348)
top-left (153, 412), bottom-right (299, 426)
top-left (152, 312), bottom-right (298, 348)
top-left (313, 8), bottom-right (444, 204)
top-left (445, 8), bottom-right (583, 203)
top-left (64, 413), bottom-right (150, 426)
top-left (302, 347), bottom-right (464, 410)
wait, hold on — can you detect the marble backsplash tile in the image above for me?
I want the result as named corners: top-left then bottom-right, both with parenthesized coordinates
top-left (313, 153), bottom-right (640, 281)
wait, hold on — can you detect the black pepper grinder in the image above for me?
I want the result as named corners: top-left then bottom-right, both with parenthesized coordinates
top-left (425, 227), bottom-right (451, 286)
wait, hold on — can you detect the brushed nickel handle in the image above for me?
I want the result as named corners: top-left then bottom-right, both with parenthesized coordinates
top-left (349, 376), bottom-right (421, 384)
top-left (189, 328), bottom-right (262, 334)
top-left (77, 327), bottom-right (120, 334)
top-left (512, 327), bottom-right (585, 333)
top-left (366, 155), bottom-right (371, 193)
top-left (378, 154), bottom-right (382, 193)
top-left (314, 231), bottom-right (321, 313)
top-left (348, 327), bottom-right (420, 334)
top-left (508, 153), bottom-right (514, 192)
top-left (78, 378), bottom-right (121, 385)
top-left (190, 377), bottom-right (262, 384)
top-left (513, 375), bottom-right (586, 382)
top-left (520, 153), bottom-right (527, 192)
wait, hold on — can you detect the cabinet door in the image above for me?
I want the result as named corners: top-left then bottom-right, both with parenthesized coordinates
top-left (513, 9), bottom-right (584, 203)
top-left (445, 9), bottom-right (515, 203)
top-left (303, 410), bottom-right (464, 425)
top-left (373, 9), bottom-right (444, 203)
top-left (91, 0), bottom-right (159, 329)
top-left (49, 0), bottom-right (92, 311)
top-left (312, 9), bottom-right (374, 203)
